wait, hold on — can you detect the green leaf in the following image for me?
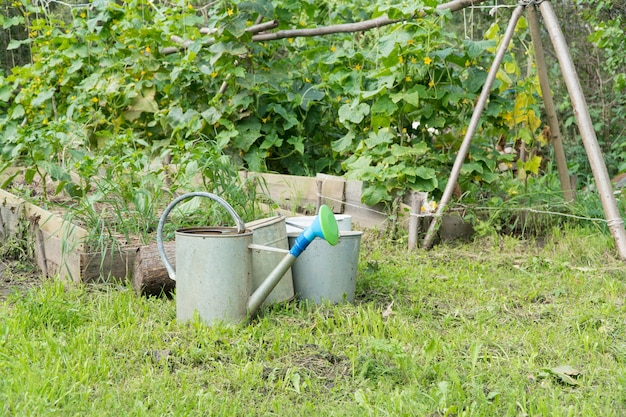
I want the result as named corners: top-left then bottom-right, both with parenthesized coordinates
top-left (364, 129), bottom-right (394, 148)
top-left (124, 87), bottom-right (158, 121)
top-left (7, 38), bottom-right (30, 50)
top-left (523, 155), bottom-right (542, 175)
top-left (235, 119), bottom-right (262, 152)
top-left (0, 85), bottom-right (14, 102)
top-left (287, 136), bottom-right (304, 154)
top-left (362, 183), bottom-right (390, 206)
top-left (11, 104), bottom-right (25, 120)
top-left (339, 102), bottom-right (370, 124)
top-left (461, 162), bottom-right (484, 175)
top-left (31, 89), bottom-right (55, 107)
top-left (464, 39), bottom-right (495, 59)
top-left (216, 128), bottom-right (238, 149)
top-left (466, 68), bottom-right (488, 93)
top-left (390, 90), bottom-right (420, 107)
top-left (201, 107), bottom-right (222, 125)
top-left (67, 60), bottom-right (84, 74)
top-left (332, 131), bottom-right (355, 153)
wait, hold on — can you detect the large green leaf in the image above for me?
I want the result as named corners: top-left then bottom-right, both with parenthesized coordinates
top-left (339, 102), bottom-right (370, 124)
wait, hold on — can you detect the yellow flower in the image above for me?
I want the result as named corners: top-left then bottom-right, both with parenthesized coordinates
top-left (80, 12), bottom-right (86, 18)
top-left (336, 96), bottom-right (341, 102)
top-left (211, 71), bottom-right (218, 78)
top-left (405, 76), bottom-right (411, 82)
top-left (188, 3), bottom-right (193, 10)
top-left (91, 97), bottom-right (99, 103)
top-left (144, 46), bottom-right (151, 54)
top-left (428, 79), bottom-right (435, 88)
top-left (465, 60), bottom-right (470, 67)
top-left (288, 38), bottom-right (293, 44)
top-left (305, 77), bottom-right (311, 83)
top-left (399, 56), bottom-right (404, 64)
top-left (355, 63), bottom-right (361, 71)
top-left (411, 57), bottom-right (417, 64)
top-left (227, 8), bottom-right (234, 16)
top-left (407, 39), bottom-right (414, 45)
top-left (330, 45), bottom-right (336, 53)
top-left (424, 56), bottom-right (432, 65)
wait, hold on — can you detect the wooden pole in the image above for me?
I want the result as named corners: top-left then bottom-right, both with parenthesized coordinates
top-left (539, 1), bottom-right (626, 259)
top-left (527, 5), bottom-right (575, 202)
top-left (423, 5), bottom-right (526, 249)
top-left (408, 191), bottom-right (425, 251)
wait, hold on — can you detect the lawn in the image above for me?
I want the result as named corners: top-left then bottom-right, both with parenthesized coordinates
top-left (2, 226), bottom-right (626, 416)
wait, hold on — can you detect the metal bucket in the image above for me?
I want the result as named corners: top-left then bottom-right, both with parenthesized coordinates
top-left (288, 230), bottom-right (362, 304)
top-left (246, 215), bottom-right (294, 305)
top-left (174, 226), bottom-right (253, 325)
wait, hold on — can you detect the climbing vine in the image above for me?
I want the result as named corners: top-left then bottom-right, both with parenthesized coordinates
top-left (0, 0), bottom-right (547, 219)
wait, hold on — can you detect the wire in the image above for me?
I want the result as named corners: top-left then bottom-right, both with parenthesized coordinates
top-left (317, 191), bottom-right (622, 225)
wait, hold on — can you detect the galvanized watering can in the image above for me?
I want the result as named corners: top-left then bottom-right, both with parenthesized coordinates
top-left (156, 192), bottom-right (339, 325)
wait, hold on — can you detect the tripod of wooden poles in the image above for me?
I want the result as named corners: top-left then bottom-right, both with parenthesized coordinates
top-left (422, 0), bottom-right (626, 259)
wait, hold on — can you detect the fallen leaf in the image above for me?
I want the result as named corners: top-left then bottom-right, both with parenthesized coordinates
top-left (382, 301), bottom-right (394, 318)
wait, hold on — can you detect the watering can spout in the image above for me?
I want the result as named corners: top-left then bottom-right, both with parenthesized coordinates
top-left (246, 205), bottom-right (339, 317)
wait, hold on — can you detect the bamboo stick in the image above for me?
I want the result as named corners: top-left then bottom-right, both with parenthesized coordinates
top-left (539, 1), bottom-right (626, 259)
top-left (423, 5), bottom-right (526, 249)
top-left (527, 5), bottom-right (574, 202)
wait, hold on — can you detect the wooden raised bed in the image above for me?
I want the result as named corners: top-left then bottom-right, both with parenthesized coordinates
top-left (0, 188), bottom-right (137, 283)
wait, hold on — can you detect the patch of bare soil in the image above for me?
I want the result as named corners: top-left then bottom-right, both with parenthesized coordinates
top-left (0, 260), bottom-right (41, 302)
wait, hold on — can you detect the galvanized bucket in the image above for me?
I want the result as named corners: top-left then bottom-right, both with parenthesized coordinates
top-left (287, 230), bottom-right (362, 304)
top-left (246, 215), bottom-right (295, 305)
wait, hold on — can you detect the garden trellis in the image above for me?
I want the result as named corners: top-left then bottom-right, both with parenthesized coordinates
top-left (421, 0), bottom-right (626, 258)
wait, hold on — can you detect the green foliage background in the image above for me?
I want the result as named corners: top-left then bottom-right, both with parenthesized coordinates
top-left (0, 0), bottom-right (624, 223)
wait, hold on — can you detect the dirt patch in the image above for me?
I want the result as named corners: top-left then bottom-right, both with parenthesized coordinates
top-left (0, 260), bottom-right (41, 302)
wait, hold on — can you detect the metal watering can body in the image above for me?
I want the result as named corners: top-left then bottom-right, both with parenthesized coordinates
top-left (157, 192), bottom-right (339, 326)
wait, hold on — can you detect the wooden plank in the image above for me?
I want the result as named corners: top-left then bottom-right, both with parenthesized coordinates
top-left (0, 203), bottom-right (23, 241)
top-left (39, 229), bottom-right (82, 282)
top-left (241, 172), bottom-right (345, 213)
top-left (80, 247), bottom-right (137, 284)
top-left (0, 188), bottom-right (87, 252)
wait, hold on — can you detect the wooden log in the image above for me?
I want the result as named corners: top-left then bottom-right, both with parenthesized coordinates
top-left (133, 241), bottom-right (176, 297)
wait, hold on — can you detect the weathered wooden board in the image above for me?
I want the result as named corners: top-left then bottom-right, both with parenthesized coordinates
top-left (242, 172), bottom-right (346, 213)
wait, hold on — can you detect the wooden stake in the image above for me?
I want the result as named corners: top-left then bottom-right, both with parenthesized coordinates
top-left (408, 192), bottom-right (425, 251)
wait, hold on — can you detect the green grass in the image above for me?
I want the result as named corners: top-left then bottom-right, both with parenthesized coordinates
top-left (2, 226), bottom-right (626, 416)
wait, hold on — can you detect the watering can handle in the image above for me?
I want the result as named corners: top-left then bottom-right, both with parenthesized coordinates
top-left (156, 192), bottom-right (246, 281)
